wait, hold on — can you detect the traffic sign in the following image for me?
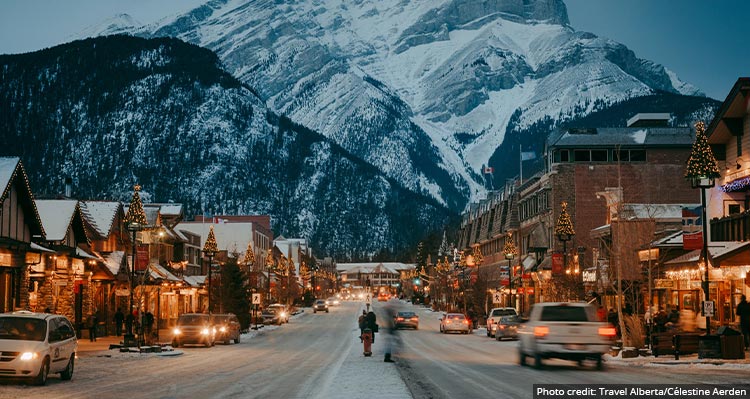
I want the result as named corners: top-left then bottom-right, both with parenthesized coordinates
top-left (702, 300), bottom-right (715, 317)
top-left (493, 292), bottom-right (502, 304)
top-left (252, 293), bottom-right (261, 305)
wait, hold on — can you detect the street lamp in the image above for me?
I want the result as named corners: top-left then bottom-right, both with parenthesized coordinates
top-left (203, 226), bottom-right (218, 315)
top-left (555, 201), bottom-right (576, 300)
top-left (503, 233), bottom-right (518, 310)
top-left (265, 249), bottom-right (276, 303)
top-left (685, 121), bottom-right (720, 335)
top-left (124, 184), bottom-right (147, 339)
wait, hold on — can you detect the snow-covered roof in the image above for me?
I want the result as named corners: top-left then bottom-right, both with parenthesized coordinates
top-left (30, 242), bottom-right (55, 253)
top-left (619, 203), bottom-right (697, 221)
top-left (183, 275), bottom-right (205, 287)
top-left (0, 157), bottom-right (19, 198)
top-left (157, 203), bottom-right (183, 216)
top-left (35, 200), bottom-right (79, 241)
top-left (664, 241), bottom-right (750, 266)
top-left (550, 127), bottom-right (693, 148)
top-left (101, 251), bottom-right (125, 276)
top-left (80, 201), bottom-right (120, 237)
top-left (75, 247), bottom-right (98, 260)
top-left (176, 222), bottom-right (254, 253)
top-left (337, 262), bottom-right (415, 275)
top-left (148, 263), bottom-right (181, 282)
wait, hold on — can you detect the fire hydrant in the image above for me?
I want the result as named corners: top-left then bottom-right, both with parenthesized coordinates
top-left (362, 327), bottom-right (373, 356)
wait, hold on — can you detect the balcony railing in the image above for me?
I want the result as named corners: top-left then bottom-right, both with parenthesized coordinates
top-left (710, 212), bottom-right (750, 242)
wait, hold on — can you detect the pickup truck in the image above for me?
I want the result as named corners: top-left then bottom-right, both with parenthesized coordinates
top-left (486, 307), bottom-right (518, 338)
top-left (518, 302), bottom-right (616, 370)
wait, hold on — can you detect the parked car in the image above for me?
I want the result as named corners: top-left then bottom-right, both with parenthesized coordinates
top-left (495, 314), bottom-right (520, 341)
top-left (172, 313), bottom-right (215, 347)
top-left (212, 313), bottom-right (241, 344)
top-left (269, 304), bottom-right (290, 323)
top-left (439, 313), bottom-right (471, 334)
top-left (313, 299), bottom-right (329, 313)
top-left (393, 311), bottom-right (419, 330)
top-left (518, 302), bottom-right (616, 370)
top-left (0, 311), bottom-right (77, 385)
top-left (486, 307), bottom-right (518, 338)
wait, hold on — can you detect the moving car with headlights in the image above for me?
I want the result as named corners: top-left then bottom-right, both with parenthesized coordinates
top-left (486, 307), bottom-right (518, 338)
top-left (518, 302), bottom-right (616, 370)
top-left (494, 314), bottom-right (520, 341)
top-left (0, 311), bottom-right (77, 385)
top-left (172, 313), bottom-right (215, 347)
top-left (393, 311), bottom-right (419, 330)
top-left (326, 297), bottom-right (340, 306)
top-left (212, 313), bottom-right (241, 344)
top-left (439, 313), bottom-right (471, 334)
top-left (377, 292), bottom-right (390, 302)
top-left (313, 299), bottom-right (329, 313)
top-left (262, 304), bottom-right (289, 325)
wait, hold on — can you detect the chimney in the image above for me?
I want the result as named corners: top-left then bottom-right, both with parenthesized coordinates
top-left (626, 113), bottom-right (670, 128)
top-left (64, 177), bottom-right (73, 198)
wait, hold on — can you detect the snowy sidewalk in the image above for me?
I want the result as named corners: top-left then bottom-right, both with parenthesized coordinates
top-left (605, 351), bottom-right (750, 370)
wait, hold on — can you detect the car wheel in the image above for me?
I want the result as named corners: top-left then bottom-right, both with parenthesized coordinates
top-left (534, 353), bottom-right (543, 369)
top-left (235, 335), bottom-right (241, 344)
top-left (60, 355), bottom-right (74, 380)
top-left (326, 310), bottom-right (329, 313)
top-left (595, 355), bottom-right (604, 371)
top-left (496, 334), bottom-right (503, 341)
top-left (486, 328), bottom-right (491, 337)
top-left (172, 340), bottom-right (180, 348)
top-left (33, 357), bottom-right (49, 386)
top-left (314, 310), bottom-right (316, 313)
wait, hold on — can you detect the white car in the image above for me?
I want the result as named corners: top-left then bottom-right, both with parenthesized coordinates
top-left (518, 302), bottom-right (616, 370)
top-left (486, 307), bottom-right (518, 338)
top-left (0, 311), bottom-right (77, 385)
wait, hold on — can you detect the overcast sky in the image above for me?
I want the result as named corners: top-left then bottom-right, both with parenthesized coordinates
top-left (0, 0), bottom-right (747, 100)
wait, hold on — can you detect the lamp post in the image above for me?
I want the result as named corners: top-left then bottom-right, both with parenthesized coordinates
top-left (265, 249), bottom-right (275, 304)
top-left (555, 201), bottom-right (576, 301)
top-left (203, 226), bottom-right (218, 315)
top-left (685, 121), bottom-right (720, 335)
top-left (124, 185), bottom-right (147, 339)
top-left (503, 233), bottom-right (518, 311)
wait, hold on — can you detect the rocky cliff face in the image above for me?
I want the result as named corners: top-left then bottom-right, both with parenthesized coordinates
top-left (0, 35), bottom-right (454, 259)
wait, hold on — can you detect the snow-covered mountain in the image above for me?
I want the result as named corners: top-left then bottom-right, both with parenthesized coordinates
top-left (84, 0), bottom-right (708, 208)
top-left (0, 36), bottom-right (454, 259)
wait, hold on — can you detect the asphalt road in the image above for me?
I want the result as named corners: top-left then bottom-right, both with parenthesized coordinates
top-left (381, 301), bottom-right (750, 399)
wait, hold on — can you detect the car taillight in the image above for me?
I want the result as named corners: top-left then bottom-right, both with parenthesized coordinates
top-left (396, 317), bottom-right (404, 321)
top-left (534, 326), bottom-right (549, 338)
top-left (411, 317), bottom-right (418, 321)
top-left (599, 326), bottom-right (617, 337)
top-left (463, 320), bottom-right (469, 324)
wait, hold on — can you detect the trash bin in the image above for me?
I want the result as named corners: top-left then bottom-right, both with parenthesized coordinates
top-left (717, 326), bottom-right (745, 359)
top-left (698, 335), bottom-right (722, 359)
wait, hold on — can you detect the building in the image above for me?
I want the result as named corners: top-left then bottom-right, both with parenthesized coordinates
top-left (0, 157), bottom-right (45, 312)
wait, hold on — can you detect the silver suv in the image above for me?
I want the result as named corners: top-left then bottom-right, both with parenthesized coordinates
top-left (0, 311), bottom-right (77, 385)
top-left (486, 307), bottom-right (518, 338)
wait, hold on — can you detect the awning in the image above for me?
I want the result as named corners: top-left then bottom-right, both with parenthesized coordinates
top-left (528, 225), bottom-right (548, 249)
top-left (522, 255), bottom-right (536, 272)
top-left (30, 242), bottom-right (55, 253)
top-left (75, 247), bottom-right (99, 260)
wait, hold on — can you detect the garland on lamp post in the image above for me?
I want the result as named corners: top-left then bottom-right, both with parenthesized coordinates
top-left (685, 120), bottom-right (720, 334)
top-left (203, 226), bottom-right (218, 315)
top-left (124, 184), bottom-right (147, 340)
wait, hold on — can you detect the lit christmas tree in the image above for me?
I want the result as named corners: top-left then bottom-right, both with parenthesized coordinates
top-left (685, 121), bottom-right (720, 180)
top-left (554, 201), bottom-right (576, 238)
top-left (203, 226), bottom-right (219, 255)
top-left (503, 233), bottom-right (518, 258)
top-left (124, 184), bottom-right (148, 227)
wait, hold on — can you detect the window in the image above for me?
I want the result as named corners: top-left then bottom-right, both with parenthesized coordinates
top-left (613, 150), bottom-right (628, 162)
top-left (555, 150), bottom-right (569, 163)
top-left (591, 150), bottom-right (608, 162)
top-left (573, 150), bottom-right (591, 162)
top-left (629, 150), bottom-right (646, 162)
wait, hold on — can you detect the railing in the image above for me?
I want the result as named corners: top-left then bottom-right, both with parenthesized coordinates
top-left (710, 212), bottom-right (750, 241)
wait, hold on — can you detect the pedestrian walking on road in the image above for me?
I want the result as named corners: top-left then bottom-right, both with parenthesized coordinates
top-left (114, 308), bottom-right (124, 337)
top-left (736, 295), bottom-right (750, 349)
top-left (358, 310), bottom-right (366, 341)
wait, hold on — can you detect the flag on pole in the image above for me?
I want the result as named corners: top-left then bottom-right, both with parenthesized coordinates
top-left (520, 151), bottom-right (536, 161)
top-left (483, 166), bottom-right (494, 174)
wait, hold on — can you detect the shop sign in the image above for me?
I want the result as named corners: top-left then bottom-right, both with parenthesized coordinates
top-left (115, 288), bottom-right (130, 296)
top-left (654, 279), bottom-right (674, 289)
top-left (180, 289), bottom-right (192, 295)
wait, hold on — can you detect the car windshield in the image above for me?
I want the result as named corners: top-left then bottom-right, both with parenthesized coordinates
top-left (491, 309), bottom-right (517, 317)
top-left (499, 315), bottom-right (519, 323)
top-left (539, 306), bottom-right (590, 322)
top-left (315, 300), bottom-right (325, 304)
top-left (0, 317), bottom-right (47, 341)
top-left (177, 315), bottom-right (210, 325)
top-left (397, 312), bottom-right (416, 318)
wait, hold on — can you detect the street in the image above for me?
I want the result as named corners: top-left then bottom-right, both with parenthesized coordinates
top-left (1, 300), bottom-right (748, 399)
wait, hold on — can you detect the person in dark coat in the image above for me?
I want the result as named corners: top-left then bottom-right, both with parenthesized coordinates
top-left (365, 311), bottom-right (377, 343)
top-left (88, 312), bottom-right (98, 342)
top-left (358, 310), bottom-right (366, 342)
top-left (736, 295), bottom-right (750, 349)
top-left (144, 311), bottom-right (155, 336)
top-left (114, 308), bottom-right (124, 337)
top-left (125, 311), bottom-right (134, 335)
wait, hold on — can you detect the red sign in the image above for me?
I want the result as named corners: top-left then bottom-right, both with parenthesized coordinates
top-left (517, 287), bottom-right (524, 294)
top-left (136, 245), bottom-right (149, 271)
top-left (470, 271), bottom-right (478, 284)
top-left (683, 231), bottom-right (703, 251)
top-left (500, 278), bottom-right (509, 287)
top-left (552, 253), bottom-right (563, 275)
top-left (526, 287), bottom-right (535, 295)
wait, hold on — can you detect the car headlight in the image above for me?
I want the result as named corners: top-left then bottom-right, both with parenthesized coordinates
top-left (220, 327), bottom-right (227, 332)
top-left (173, 328), bottom-right (181, 335)
top-left (202, 328), bottom-right (210, 335)
top-left (20, 352), bottom-right (38, 361)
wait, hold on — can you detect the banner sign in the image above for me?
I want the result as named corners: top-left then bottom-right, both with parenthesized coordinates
top-left (136, 245), bottom-right (149, 271)
top-left (552, 253), bottom-right (563, 275)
